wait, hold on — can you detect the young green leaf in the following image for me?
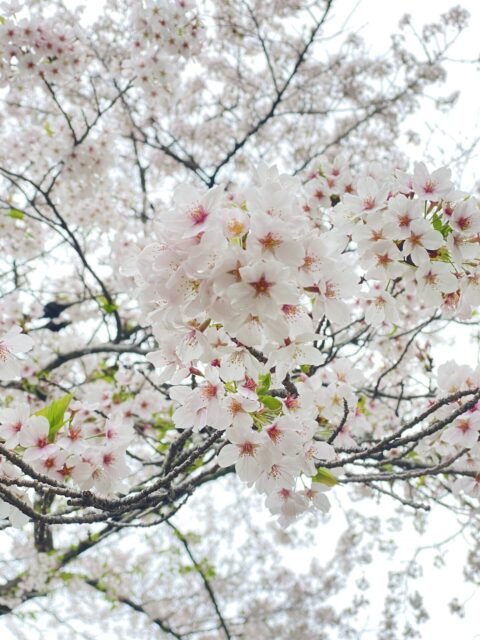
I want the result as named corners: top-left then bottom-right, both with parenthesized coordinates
top-left (35, 393), bottom-right (74, 441)
top-left (311, 467), bottom-right (338, 487)
top-left (7, 208), bottom-right (25, 220)
top-left (43, 121), bottom-right (54, 137)
top-left (98, 295), bottom-right (118, 314)
top-left (256, 372), bottom-right (271, 395)
top-left (431, 212), bottom-right (452, 239)
top-left (258, 394), bottom-right (283, 411)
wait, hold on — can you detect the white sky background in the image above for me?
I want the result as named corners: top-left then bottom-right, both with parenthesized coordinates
top-left (2, 1), bottom-right (480, 638)
top-left (335, 0), bottom-right (480, 192)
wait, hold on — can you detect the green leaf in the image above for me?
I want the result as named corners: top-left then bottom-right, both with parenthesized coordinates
top-left (388, 324), bottom-right (398, 337)
top-left (256, 372), bottom-right (271, 395)
top-left (35, 393), bottom-right (73, 441)
top-left (98, 295), bottom-right (118, 314)
top-left (258, 395), bottom-right (282, 411)
top-left (154, 417), bottom-right (175, 431)
top-left (43, 121), bottom-right (54, 137)
top-left (431, 212), bottom-right (452, 239)
top-left (187, 457), bottom-right (206, 473)
top-left (380, 463), bottom-right (394, 472)
top-left (59, 572), bottom-right (74, 583)
top-left (432, 212), bottom-right (443, 232)
top-left (199, 557), bottom-right (216, 578)
top-left (7, 208), bottom-right (24, 220)
top-left (112, 390), bottom-right (134, 403)
top-left (178, 564), bottom-right (194, 574)
top-left (432, 246), bottom-right (452, 263)
top-left (311, 467), bottom-right (338, 487)
top-left (176, 530), bottom-right (201, 545)
top-left (91, 360), bottom-right (118, 384)
top-left (356, 395), bottom-right (366, 411)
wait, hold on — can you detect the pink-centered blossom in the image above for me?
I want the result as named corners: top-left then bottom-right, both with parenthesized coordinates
top-left (19, 415), bottom-right (56, 462)
top-left (0, 403), bottom-right (30, 449)
top-left (413, 162), bottom-right (453, 201)
top-left (216, 424), bottom-right (263, 484)
top-left (0, 325), bottom-right (34, 380)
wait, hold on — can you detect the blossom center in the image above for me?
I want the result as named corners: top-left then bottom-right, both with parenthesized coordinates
top-left (239, 441), bottom-right (256, 456)
top-left (324, 281), bottom-right (338, 299)
top-left (362, 197), bottom-right (376, 210)
top-left (422, 270), bottom-right (437, 286)
top-left (456, 216), bottom-right (471, 231)
top-left (228, 219), bottom-right (245, 235)
top-left (398, 213), bottom-right (412, 228)
top-left (201, 383), bottom-right (218, 399)
top-left (189, 205), bottom-right (209, 226)
top-left (376, 252), bottom-right (392, 267)
top-left (409, 231), bottom-right (423, 247)
top-left (259, 232), bottom-right (282, 251)
top-left (249, 275), bottom-right (273, 296)
top-left (0, 343), bottom-right (10, 362)
top-left (103, 452), bottom-right (115, 466)
top-left (267, 424), bottom-right (281, 443)
top-left (457, 419), bottom-right (471, 434)
top-left (302, 254), bottom-right (316, 271)
top-left (423, 179), bottom-right (436, 194)
top-left (229, 399), bottom-right (243, 415)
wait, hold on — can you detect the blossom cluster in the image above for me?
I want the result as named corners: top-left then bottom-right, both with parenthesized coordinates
top-left (130, 0), bottom-right (201, 57)
top-left (132, 158), bottom-right (480, 525)
top-left (3, 155), bottom-right (480, 528)
top-left (307, 158), bottom-right (480, 323)
top-left (0, 398), bottom-right (134, 526)
top-left (0, 321), bottom-right (175, 526)
top-left (423, 360), bottom-right (480, 500)
top-left (123, 0), bottom-right (202, 99)
top-left (0, 8), bottom-right (85, 85)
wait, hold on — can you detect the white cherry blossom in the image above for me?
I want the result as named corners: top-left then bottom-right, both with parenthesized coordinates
top-left (0, 325), bottom-right (34, 380)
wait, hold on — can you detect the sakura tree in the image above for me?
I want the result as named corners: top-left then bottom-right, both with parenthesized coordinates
top-left (0, 0), bottom-right (479, 635)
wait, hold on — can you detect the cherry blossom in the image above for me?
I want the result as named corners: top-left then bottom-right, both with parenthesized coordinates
top-left (18, 415), bottom-right (56, 462)
top-left (0, 326), bottom-right (34, 380)
top-left (443, 413), bottom-right (480, 448)
top-left (415, 262), bottom-right (459, 307)
top-left (412, 162), bottom-right (453, 200)
top-left (0, 403), bottom-right (30, 449)
top-left (402, 219), bottom-right (444, 265)
top-left (216, 425), bottom-right (263, 484)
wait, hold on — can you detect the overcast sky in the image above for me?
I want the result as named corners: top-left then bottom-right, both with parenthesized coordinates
top-left (338, 0), bottom-right (480, 190)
